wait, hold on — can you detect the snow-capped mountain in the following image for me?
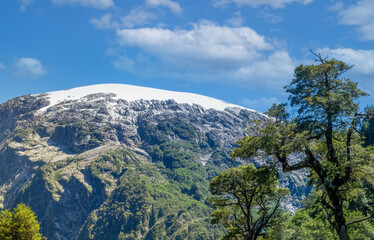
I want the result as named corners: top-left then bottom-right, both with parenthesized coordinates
top-left (0, 84), bottom-right (307, 240)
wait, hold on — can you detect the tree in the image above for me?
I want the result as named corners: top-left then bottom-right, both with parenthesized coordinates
top-left (286, 189), bottom-right (374, 240)
top-left (0, 204), bottom-right (45, 240)
top-left (209, 164), bottom-right (289, 240)
top-left (231, 54), bottom-right (374, 240)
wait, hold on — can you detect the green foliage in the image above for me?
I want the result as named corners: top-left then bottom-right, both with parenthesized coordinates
top-left (231, 57), bottom-right (374, 240)
top-left (12, 128), bottom-right (34, 143)
top-left (284, 189), bottom-right (374, 240)
top-left (287, 59), bottom-right (367, 133)
top-left (156, 119), bottom-right (199, 142)
top-left (51, 121), bottom-right (104, 152)
top-left (138, 119), bottom-right (200, 145)
top-left (362, 106), bottom-right (374, 147)
top-left (67, 146), bottom-right (225, 240)
top-left (148, 141), bottom-right (208, 201)
top-left (0, 204), bottom-right (45, 240)
top-left (209, 164), bottom-right (289, 240)
top-left (78, 174), bottom-right (223, 240)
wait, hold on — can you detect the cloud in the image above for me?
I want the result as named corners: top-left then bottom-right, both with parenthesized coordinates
top-left (257, 10), bottom-right (283, 24)
top-left (115, 21), bottom-right (294, 89)
top-left (90, 13), bottom-right (116, 29)
top-left (231, 51), bottom-right (294, 88)
top-left (0, 63), bottom-right (5, 70)
top-left (14, 58), bottom-right (47, 78)
top-left (241, 97), bottom-right (280, 112)
top-left (145, 0), bottom-right (182, 14)
top-left (317, 48), bottom-right (374, 76)
top-left (113, 56), bottom-right (135, 72)
top-left (226, 12), bottom-right (244, 26)
top-left (335, 0), bottom-right (374, 40)
top-left (51, 0), bottom-right (114, 9)
top-left (19, 0), bottom-right (33, 11)
top-left (116, 21), bottom-right (272, 69)
top-left (213, 0), bottom-right (313, 8)
top-left (121, 8), bottom-right (157, 28)
top-left (91, 9), bottom-right (157, 30)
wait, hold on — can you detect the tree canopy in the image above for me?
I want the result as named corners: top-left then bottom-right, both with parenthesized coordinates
top-left (231, 55), bottom-right (374, 240)
top-left (209, 164), bottom-right (289, 240)
top-left (0, 204), bottom-right (45, 240)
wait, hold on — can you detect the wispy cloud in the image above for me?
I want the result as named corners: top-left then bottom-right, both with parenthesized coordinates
top-left (121, 8), bottom-right (157, 28)
top-left (241, 97), bottom-right (280, 112)
top-left (226, 12), bottom-right (244, 26)
top-left (90, 13), bottom-right (116, 29)
top-left (317, 48), bottom-right (374, 76)
top-left (113, 56), bottom-right (135, 72)
top-left (335, 0), bottom-right (374, 41)
top-left (145, 0), bottom-right (182, 14)
top-left (0, 62), bottom-right (5, 70)
top-left (51, 0), bottom-right (114, 9)
top-left (19, 0), bottom-right (33, 11)
top-left (91, 9), bottom-right (157, 30)
top-left (14, 57), bottom-right (47, 78)
top-left (213, 0), bottom-right (313, 9)
top-left (115, 21), bottom-right (294, 89)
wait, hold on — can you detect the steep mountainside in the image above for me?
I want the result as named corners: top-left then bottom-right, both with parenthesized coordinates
top-left (0, 84), bottom-right (308, 240)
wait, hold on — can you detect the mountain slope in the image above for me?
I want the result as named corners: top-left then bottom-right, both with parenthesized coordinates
top-left (0, 84), bottom-right (308, 239)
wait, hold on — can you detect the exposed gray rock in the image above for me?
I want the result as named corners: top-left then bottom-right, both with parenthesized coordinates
top-left (0, 88), bottom-right (308, 239)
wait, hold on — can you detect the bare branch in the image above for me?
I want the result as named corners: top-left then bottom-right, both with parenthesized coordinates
top-left (310, 49), bottom-right (328, 63)
top-left (347, 214), bottom-right (374, 226)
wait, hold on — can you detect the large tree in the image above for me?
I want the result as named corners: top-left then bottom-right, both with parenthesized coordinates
top-left (209, 164), bottom-right (289, 240)
top-left (231, 54), bottom-right (374, 240)
top-left (0, 204), bottom-right (45, 240)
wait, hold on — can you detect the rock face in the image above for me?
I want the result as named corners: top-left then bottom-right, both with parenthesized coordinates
top-left (0, 84), bottom-right (309, 240)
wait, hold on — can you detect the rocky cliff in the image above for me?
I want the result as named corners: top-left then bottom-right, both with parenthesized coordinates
top-left (0, 84), bottom-right (309, 239)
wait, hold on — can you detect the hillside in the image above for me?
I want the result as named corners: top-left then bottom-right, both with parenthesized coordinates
top-left (0, 84), bottom-right (308, 239)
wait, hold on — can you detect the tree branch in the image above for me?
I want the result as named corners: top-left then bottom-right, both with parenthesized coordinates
top-left (275, 152), bottom-right (309, 172)
top-left (347, 214), bottom-right (374, 226)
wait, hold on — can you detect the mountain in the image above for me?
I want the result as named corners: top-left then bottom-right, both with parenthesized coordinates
top-left (0, 84), bottom-right (308, 240)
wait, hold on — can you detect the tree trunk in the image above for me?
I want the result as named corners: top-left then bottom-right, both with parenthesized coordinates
top-left (336, 225), bottom-right (350, 240)
top-left (333, 208), bottom-right (350, 240)
top-left (326, 188), bottom-right (350, 240)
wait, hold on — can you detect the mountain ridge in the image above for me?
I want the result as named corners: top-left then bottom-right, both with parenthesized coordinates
top-left (0, 84), bottom-right (307, 240)
top-left (33, 83), bottom-right (260, 114)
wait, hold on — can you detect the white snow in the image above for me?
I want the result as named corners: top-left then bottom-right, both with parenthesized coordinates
top-left (37, 83), bottom-right (257, 112)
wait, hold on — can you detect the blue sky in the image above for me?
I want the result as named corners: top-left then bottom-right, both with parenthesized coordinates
top-left (0, 0), bottom-right (373, 112)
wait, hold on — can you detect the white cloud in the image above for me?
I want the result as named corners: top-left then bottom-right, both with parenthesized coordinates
top-left (121, 8), bottom-right (157, 28)
top-left (91, 9), bottom-right (157, 30)
top-left (19, 0), bottom-right (33, 11)
top-left (226, 12), bottom-right (244, 26)
top-left (146, 0), bottom-right (182, 14)
top-left (232, 51), bottom-right (294, 88)
top-left (241, 97), bottom-right (280, 111)
top-left (51, 0), bottom-right (114, 9)
top-left (90, 13), bottom-right (116, 29)
top-left (336, 0), bottom-right (374, 40)
top-left (317, 48), bottom-right (374, 76)
top-left (14, 58), bottom-right (47, 78)
top-left (116, 22), bottom-right (272, 69)
top-left (214, 0), bottom-right (312, 8)
top-left (0, 63), bottom-right (5, 70)
top-left (115, 21), bottom-right (294, 89)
